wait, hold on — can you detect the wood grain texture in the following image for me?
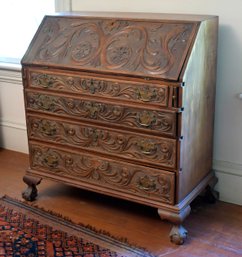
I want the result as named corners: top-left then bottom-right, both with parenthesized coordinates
top-left (177, 17), bottom-right (218, 201)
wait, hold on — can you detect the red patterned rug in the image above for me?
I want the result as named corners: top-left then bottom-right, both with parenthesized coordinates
top-left (0, 196), bottom-right (153, 257)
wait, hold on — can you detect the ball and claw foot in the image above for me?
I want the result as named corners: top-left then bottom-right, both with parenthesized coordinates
top-left (22, 185), bottom-right (38, 201)
top-left (169, 225), bottom-right (188, 245)
top-left (22, 175), bottom-right (42, 201)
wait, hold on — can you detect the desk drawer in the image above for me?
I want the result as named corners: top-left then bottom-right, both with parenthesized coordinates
top-left (29, 144), bottom-right (175, 205)
top-left (26, 91), bottom-right (177, 137)
top-left (27, 69), bottom-right (171, 107)
top-left (27, 115), bottom-right (176, 169)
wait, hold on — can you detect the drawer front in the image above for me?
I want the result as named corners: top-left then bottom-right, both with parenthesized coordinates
top-left (27, 69), bottom-right (170, 107)
top-left (29, 144), bottom-right (175, 205)
top-left (27, 116), bottom-right (176, 169)
top-left (26, 92), bottom-right (177, 137)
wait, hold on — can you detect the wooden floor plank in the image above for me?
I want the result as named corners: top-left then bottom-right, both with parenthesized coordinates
top-left (0, 148), bottom-right (242, 256)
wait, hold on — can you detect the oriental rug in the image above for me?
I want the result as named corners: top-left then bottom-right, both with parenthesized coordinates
top-left (0, 196), bottom-right (153, 257)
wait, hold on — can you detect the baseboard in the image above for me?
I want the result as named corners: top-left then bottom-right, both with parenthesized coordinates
top-left (0, 120), bottom-right (28, 154)
top-left (0, 68), bottom-right (22, 84)
top-left (213, 160), bottom-right (242, 205)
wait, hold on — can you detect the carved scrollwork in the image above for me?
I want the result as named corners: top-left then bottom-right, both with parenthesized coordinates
top-left (80, 78), bottom-right (106, 94)
top-left (27, 17), bottom-right (196, 80)
top-left (26, 93), bottom-right (176, 136)
top-left (72, 42), bottom-right (93, 62)
top-left (30, 72), bottom-right (169, 106)
top-left (101, 20), bottom-right (130, 34)
top-left (28, 117), bottom-right (176, 168)
top-left (107, 45), bottom-right (132, 67)
top-left (30, 145), bottom-right (174, 204)
top-left (83, 101), bottom-right (104, 119)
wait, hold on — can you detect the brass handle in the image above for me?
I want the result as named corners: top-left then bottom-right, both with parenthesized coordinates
top-left (84, 102), bottom-right (101, 118)
top-left (36, 74), bottom-right (54, 88)
top-left (43, 154), bottom-right (59, 168)
top-left (137, 111), bottom-right (155, 127)
top-left (136, 87), bottom-right (156, 102)
top-left (137, 175), bottom-right (156, 191)
top-left (137, 140), bottom-right (157, 155)
top-left (40, 121), bottom-right (57, 136)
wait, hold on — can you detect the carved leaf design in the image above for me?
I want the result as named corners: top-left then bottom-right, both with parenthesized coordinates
top-left (30, 144), bottom-right (174, 204)
top-left (26, 92), bottom-right (176, 136)
top-left (28, 117), bottom-right (176, 168)
top-left (23, 17), bottom-right (196, 80)
top-left (30, 71), bottom-right (169, 106)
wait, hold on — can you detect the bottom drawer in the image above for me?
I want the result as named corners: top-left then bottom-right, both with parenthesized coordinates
top-left (29, 144), bottom-right (175, 205)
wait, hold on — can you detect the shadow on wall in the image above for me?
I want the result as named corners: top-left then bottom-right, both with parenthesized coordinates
top-left (216, 24), bottom-right (242, 93)
top-left (214, 24), bottom-right (242, 161)
top-left (213, 24), bottom-right (242, 206)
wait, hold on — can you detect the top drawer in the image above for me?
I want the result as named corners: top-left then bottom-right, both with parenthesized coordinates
top-left (25, 68), bottom-right (179, 108)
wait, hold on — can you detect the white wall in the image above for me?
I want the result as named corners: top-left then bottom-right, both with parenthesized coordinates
top-left (0, 67), bottom-right (28, 153)
top-left (0, 0), bottom-right (241, 205)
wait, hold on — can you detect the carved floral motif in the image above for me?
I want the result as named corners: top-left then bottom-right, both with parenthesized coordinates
top-left (28, 117), bottom-right (176, 168)
top-left (30, 72), bottom-right (168, 105)
top-left (26, 92), bottom-right (176, 136)
top-left (25, 17), bottom-right (196, 80)
top-left (30, 145), bottom-right (174, 204)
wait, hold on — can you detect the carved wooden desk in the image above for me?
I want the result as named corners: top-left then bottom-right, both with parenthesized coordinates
top-left (21, 12), bottom-right (218, 244)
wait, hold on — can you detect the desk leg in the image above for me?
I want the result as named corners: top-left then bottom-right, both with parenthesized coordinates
top-left (22, 175), bottom-right (42, 201)
top-left (158, 204), bottom-right (191, 245)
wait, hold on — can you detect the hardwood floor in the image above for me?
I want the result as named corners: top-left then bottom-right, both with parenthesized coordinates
top-left (0, 148), bottom-right (242, 256)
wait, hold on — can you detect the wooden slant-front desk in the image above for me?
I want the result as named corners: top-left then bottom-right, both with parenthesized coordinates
top-left (21, 12), bottom-right (218, 244)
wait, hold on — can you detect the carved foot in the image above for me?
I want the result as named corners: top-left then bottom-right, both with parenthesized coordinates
top-left (169, 225), bottom-right (188, 245)
top-left (22, 175), bottom-right (42, 201)
top-left (158, 205), bottom-right (190, 245)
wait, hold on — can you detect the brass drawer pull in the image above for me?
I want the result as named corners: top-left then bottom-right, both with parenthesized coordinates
top-left (43, 154), bottom-right (59, 168)
top-left (137, 175), bottom-right (156, 191)
top-left (137, 111), bottom-right (156, 127)
top-left (136, 86), bottom-right (165, 102)
top-left (137, 140), bottom-right (157, 155)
